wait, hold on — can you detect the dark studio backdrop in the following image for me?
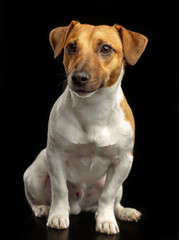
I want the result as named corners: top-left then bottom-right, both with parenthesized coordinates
top-left (1, 1), bottom-right (179, 240)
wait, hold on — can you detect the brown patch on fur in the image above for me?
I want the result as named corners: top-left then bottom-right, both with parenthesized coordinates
top-left (62, 23), bottom-right (124, 92)
top-left (49, 21), bottom-right (148, 93)
top-left (120, 91), bottom-right (135, 155)
top-left (114, 25), bottom-right (148, 66)
top-left (120, 92), bottom-right (135, 131)
top-left (103, 65), bottom-right (122, 87)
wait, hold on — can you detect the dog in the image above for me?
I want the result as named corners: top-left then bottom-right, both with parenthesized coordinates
top-left (23, 21), bottom-right (148, 235)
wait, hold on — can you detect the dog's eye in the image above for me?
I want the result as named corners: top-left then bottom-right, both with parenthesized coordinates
top-left (100, 45), bottom-right (112, 55)
top-left (67, 43), bottom-right (76, 53)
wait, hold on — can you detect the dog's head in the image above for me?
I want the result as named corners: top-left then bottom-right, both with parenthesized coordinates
top-left (49, 21), bottom-right (148, 98)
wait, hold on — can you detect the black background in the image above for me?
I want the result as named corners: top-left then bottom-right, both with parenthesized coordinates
top-left (2, 0), bottom-right (179, 239)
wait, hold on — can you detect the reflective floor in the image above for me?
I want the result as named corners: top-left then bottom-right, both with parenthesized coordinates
top-left (7, 202), bottom-right (179, 240)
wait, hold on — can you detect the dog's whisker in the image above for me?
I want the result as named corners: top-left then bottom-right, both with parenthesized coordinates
top-left (57, 79), bottom-right (68, 91)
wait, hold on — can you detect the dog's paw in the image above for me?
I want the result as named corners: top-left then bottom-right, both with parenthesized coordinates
top-left (33, 205), bottom-right (50, 218)
top-left (95, 213), bottom-right (119, 235)
top-left (115, 207), bottom-right (142, 222)
top-left (47, 213), bottom-right (69, 229)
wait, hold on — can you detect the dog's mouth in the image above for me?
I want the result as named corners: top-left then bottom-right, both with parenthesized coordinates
top-left (75, 89), bottom-right (95, 94)
top-left (70, 88), bottom-right (97, 98)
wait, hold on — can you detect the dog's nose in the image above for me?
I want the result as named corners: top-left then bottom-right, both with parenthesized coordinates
top-left (71, 71), bottom-right (89, 86)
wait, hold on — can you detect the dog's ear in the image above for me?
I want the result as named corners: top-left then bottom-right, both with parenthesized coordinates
top-left (49, 20), bottom-right (79, 58)
top-left (114, 25), bottom-right (148, 65)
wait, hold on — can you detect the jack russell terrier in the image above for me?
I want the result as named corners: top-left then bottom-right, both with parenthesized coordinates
top-left (23, 21), bottom-right (148, 235)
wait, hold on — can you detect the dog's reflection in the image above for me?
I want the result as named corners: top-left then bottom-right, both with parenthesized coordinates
top-left (47, 228), bottom-right (69, 240)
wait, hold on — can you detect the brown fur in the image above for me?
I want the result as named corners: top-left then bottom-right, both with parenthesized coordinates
top-left (120, 91), bottom-right (135, 155)
top-left (114, 25), bottom-right (148, 66)
top-left (120, 92), bottom-right (135, 132)
top-left (62, 23), bottom-right (124, 92)
top-left (49, 21), bottom-right (148, 93)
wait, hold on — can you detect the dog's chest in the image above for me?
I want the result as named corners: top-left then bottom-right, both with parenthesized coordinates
top-left (65, 141), bottom-right (120, 184)
top-left (54, 106), bottom-right (132, 184)
top-left (49, 88), bottom-right (133, 184)
top-left (54, 91), bottom-right (132, 148)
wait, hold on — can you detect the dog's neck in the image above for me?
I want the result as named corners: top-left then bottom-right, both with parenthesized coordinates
top-left (67, 65), bottom-right (125, 110)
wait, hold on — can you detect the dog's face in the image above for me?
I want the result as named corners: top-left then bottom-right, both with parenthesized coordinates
top-left (50, 21), bottom-right (148, 97)
top-left (63, 24), bottom-right (123, 96)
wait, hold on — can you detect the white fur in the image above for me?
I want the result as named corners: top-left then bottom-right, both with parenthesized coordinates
top-left (23, 65), bottom-right (141, 235)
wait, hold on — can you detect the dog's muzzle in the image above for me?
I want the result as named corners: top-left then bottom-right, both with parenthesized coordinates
top-left (68, 71), bottom-right (97, 98)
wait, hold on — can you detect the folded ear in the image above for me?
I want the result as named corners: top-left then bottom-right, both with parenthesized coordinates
top-left (114, 25), bottom-right (148, 65)
top-left (49, 20), bottom-right (79, 58)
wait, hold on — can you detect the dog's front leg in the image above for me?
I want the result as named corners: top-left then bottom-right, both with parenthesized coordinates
top-left (46, 147), bottom-right (70, 229)
top-left (96, 152), bottom-right (133, 235)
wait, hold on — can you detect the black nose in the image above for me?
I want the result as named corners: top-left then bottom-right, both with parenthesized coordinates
top-left (71, 71), bottom-right (89, 86)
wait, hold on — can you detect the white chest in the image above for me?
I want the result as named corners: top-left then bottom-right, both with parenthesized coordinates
top-left (48, 83), bottom-right (134, 184)
top-left (64, 141), bottom-right (121, 184)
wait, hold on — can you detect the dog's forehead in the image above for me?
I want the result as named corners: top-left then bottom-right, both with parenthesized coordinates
top-left (66, 24), bottom-right (122, 49)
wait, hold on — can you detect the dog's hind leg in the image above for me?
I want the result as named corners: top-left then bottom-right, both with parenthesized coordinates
top-left (114, 185), bottom-right (142, 222)
top-left (23, 149), bottom-right (51, 218)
